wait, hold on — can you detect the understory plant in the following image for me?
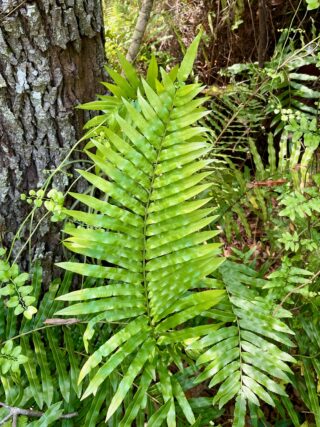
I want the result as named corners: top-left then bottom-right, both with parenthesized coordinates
top-left (0, 31), bottom-right (319, 427)
top-left (53, 35), bottom-right (296, 426)
top-left (203, 28), bottom-right (320, 426)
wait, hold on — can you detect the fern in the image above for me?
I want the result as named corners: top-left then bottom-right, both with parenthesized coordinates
top-left (201, 31), bottom-right (320, 243)
top-left (0, 32), bottom-right (306, 426)
top-left (50, 35), bottom-right (300, 425)
top-left (54, 34), bottom-right (229, 425)
top-left (188, 261), bottom-right (296, 427)
top-left (206, 89), bottom-right (265, 159)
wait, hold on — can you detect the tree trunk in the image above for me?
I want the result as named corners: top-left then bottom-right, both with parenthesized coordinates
top-left (0, 0), bottom-right (105, 265)
top-left (126, 0), bottom-right (154, 63)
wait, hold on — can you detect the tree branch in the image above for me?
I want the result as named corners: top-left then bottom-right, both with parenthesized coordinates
top-left (0, 403), bottom-right (77, 425)
top-left (126, 0), bottom-right (154, 63)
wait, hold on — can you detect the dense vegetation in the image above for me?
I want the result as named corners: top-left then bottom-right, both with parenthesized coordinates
top-left (0, 1), bottom-right (319, 425)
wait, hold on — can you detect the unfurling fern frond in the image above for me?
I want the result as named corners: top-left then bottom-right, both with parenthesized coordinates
top-left (188, 261), bottom-right (296, 427)
top-left (55, 34), bottom-right (227, 425)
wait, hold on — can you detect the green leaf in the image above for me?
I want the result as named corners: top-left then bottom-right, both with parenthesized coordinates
top-left (33, 332), bottom-right (54, 407)
top-left (79, 316), bottom-right (150, 381)
top-left (117, 53), bottom-right (140, 89)
top-left (82, 332), bottom-right (149, 398)
top-left (177, 32), bottom-right (202, 82)
top-left (46, 329), bottom-right (70, 403)
top-left (147, 400), bottom-right (172, 427)
top-left (233, 392), bottom-right (246, 427)
top-left (84, 381), bottom-right (109, 427)
top-left (303, 359), bottom-right (320, 425)
top-left (119, 368), bottom-right (153, 427)
top-left (57, 284), bottom-right (143, 301)
top-left (21, 337), bottom-right (43, 409)
top-left (105, 66), bottom-right (136, 98)
top-left (158, 323), bottom-right (222, 345)
top-left (56, 262), bottom-right (142, 284)
top-left (106, 339), bottom-right (155, 421)
top-left (28, 402), bottom-right (64, 427)
top-left (64, 329), bottom-right (82, 398)
top-left (56, 296), bottom-right (145, 316)
top-left (172, 377), bottom-right (195, 424)
top-left (146, 55), bottom-right (159, 89)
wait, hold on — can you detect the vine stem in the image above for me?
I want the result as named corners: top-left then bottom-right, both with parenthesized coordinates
top-left (6, 119), bottom-right (107, 262)
top-left (0, 402), bottom-right (77, 425)
top-left (12, 212), bottom-right (50, 265)
top-left (2, 321), bottom-right (83, 344)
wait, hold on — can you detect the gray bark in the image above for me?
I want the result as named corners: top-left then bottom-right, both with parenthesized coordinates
top-left (0, 0), bottom-right (105, 264)
top-left (126, 0), bottom-right (154, 63)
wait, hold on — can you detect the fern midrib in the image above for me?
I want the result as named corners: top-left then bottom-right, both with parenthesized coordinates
top-left (226, 287), bottom-right (244, 393)
top-left (142, 92), bottom-right (175, 328)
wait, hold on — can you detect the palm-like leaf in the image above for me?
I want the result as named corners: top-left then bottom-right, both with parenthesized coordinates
top-left (188, 261), bottom-right (296, 427)
top-left (55, 34), bottom-right (226, 425)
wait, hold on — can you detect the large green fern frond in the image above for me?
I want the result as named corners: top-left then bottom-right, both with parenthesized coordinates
top-left (188, 261), bottom-right (296, 427)
top-left (55, 34), bottom-right (226, 425)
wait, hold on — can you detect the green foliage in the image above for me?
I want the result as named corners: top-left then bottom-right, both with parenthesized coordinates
top-left (189, 261), bottom-right (295, 427)
top-left (0, 249), bottom-right (37, 319)
top-left (103, 0), bottom-right (173, 68)
top-left (0, 263), bottom-right (87, 425)
top-left (306, 0), bottom-right (320, 10)
top-left (201, 27), bottom-right (320, 427)
top-left (266, 257), bottom-right (314, 300)
top-left (2, 28), bottom-right (320, 427)
top-left (56, 35), bottom-right (232, 425)
top-left (222, 29), bottom-right (320, 137)
top-left (204, 29), bottom-right (320, 244)
top-left (0, 340), bottom-right (27, 375)
top-left (21, 188), bottom-right (66, 222)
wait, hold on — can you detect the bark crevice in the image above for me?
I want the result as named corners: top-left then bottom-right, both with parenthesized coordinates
top-left (0, 0), bottom-right (106, 269)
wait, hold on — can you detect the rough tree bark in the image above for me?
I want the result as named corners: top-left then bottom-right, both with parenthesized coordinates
top-left (258, 0), bottom-right (268, 68)
top-left (0, 0), bottom-right (105, 265)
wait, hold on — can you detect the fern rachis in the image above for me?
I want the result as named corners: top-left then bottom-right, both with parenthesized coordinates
top-left (55, 34), bottom-right (226, 425)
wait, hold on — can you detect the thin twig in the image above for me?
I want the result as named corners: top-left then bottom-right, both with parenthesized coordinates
top-left (0, 0), bottom-right (27, 24)
top-left (12, 414), bottom-right (17, 427)
top-left (0, 402), bottom-right (77, 425)
top-left (0, 413), bottom-right (11, 426)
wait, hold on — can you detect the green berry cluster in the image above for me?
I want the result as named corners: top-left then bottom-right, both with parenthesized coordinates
top-left (20, 189), bottom-right (45, 208)
top-left (278, 108), bottom-right (301, 122)
top-left (21, 188), bottom-right (66, 222)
